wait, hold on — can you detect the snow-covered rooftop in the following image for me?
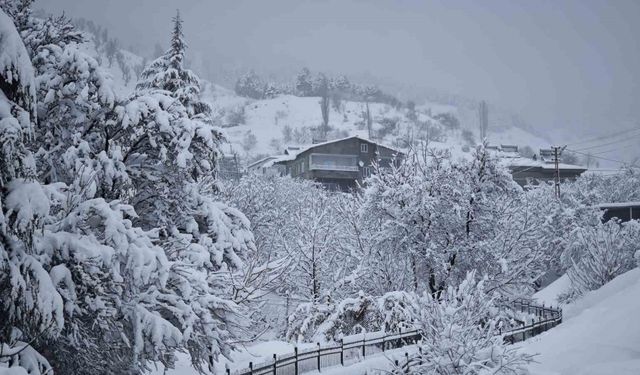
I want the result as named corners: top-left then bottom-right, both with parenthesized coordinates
top-left (258, 136), bottom-right (405, 169)
top-left (504, 156), bottom-right (587, 171)
top-left (283, 135), bottom-right (405, 158)
top-left (596, 201), bottom-right (640, 208)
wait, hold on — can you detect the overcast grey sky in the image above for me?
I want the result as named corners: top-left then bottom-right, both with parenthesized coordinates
top-left (39, 0), bottom-right (640, 142)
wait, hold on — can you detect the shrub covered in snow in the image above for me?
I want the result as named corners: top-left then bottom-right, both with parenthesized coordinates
top-left (397, 272), bottom-right (533, 375)
top-left (286, 291), bottom-right (419, 343)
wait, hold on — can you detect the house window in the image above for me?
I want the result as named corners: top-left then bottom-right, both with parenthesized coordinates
top-left (360, 143), bottom-right (368, 153)
top-left (362, 166), bottom-right (371, 178)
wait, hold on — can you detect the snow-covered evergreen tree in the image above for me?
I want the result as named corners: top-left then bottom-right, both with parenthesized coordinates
top-left (136, 10), bottom-right (211, 119)
top-left (234, 70), bottom-right (264, 99)
top-left (295, 67), bottom-right (313, 96)
top-left (1, 9), bottom-right (55, 373)
top-left (127, 10), bottom-right (258, 369)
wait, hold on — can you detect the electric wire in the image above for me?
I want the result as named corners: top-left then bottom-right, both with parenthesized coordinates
top-left (565, 126), bottom-right (640, 147)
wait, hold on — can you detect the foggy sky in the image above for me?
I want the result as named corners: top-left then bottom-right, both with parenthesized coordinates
top-left (39, 0), bottom-right (640, 151)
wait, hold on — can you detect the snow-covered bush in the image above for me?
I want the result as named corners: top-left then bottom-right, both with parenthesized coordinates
top-left (286, 300), bottom-right (336, 343)
top-left (562, 220), bottom-right (640, 302)
top-left (377, 291), bottom-right (419, 333)
top-left (398, 272), bottom-right (532, 375)
top-left (286, 291), bottom-right (419, 343)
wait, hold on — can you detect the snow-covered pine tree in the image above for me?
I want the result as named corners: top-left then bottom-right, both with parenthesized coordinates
top-left (1, 10), bottom-right (55, 374)
top-left (0, 6), bottom-right (191, 374)
top-left (128, 10), bottom-right (258, 370)
top-left (234, 70), bottom-right (265, 99)
top-left (136, 9), bottom-right (211, 119)
top-left (295, 67), bottom-right (313, 96)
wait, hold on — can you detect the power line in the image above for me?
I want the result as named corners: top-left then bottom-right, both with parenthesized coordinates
top-left (565, 148), bottom-right (640, 168)
top-left (590, 142), bottom-right (640, 156)
top-left (566, 126), bottom-right (640, 147)
top-left (572, 132), bottom-right (640, 152)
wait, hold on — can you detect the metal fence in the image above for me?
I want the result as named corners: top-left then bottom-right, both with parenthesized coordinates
top-left (230, 300), bottom-right (562, 375)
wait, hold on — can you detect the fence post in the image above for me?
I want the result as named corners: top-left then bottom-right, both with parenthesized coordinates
top-left (294, 347), bottom-right (298, 375)
top-left (405, 352), bottom-right (409, 374)
top-left (249, 362), bottom-right (253, 375)
top-left (273, 353), bottom-right (277, 374)
top-left (340, 339), bottom-right (344, 366)
top-left (226, 368), bottom-right (231, 375)
top-left (317, 342), bottom-right (321, 372)
top-left (362, 335), bottom-right (366, 358)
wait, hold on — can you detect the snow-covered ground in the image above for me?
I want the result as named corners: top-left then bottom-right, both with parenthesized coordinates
top-left (533, 274), bottom-right (570, 307)
top-left (522, 268), bottom-right (640, 375)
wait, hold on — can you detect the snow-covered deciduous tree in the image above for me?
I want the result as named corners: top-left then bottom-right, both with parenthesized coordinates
top-left (220, 175), bottom-right (366, 336)
top-left (562, 220), bottom-right (640, 301)
top-left (398, 272), bottom-right (533, 375)
top-left (361, 144), bottom-right (527, 297)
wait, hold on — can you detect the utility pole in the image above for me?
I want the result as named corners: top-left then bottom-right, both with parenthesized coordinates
top-left (551, 145), bottom-right (567, 198)
top-left (478, 100), bottom-right (488, 141)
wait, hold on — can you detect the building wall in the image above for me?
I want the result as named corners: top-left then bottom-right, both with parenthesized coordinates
top-left (509, 166), bottom-right (586, 187)
top-left (282, 138), bottom-right (403, 190)
top-left (601, 205), bottom-right (640, 223)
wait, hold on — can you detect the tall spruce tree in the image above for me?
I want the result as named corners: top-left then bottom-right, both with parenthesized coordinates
top-left (136, 10), bottom-right (211, 119)
top-left (128, 10), bottom-right (257, 371)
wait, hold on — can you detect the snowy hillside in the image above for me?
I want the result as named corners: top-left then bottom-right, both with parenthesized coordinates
top-left (523, 269), bottom-right (640, 375)
top-left (204, 90), bottom-right (551, 163)
top-left (65, 29), bottom-right (551, 165)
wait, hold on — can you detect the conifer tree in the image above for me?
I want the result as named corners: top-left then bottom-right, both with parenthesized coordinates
top-left (136, 10), bottom-right (211, 119)
top-left (128, 10), bottom-right (257, 370)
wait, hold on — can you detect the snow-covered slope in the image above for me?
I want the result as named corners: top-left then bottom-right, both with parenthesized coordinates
top-left (70, 26), bottom-right (553, 167)
top-left (207, 91), bottom-right (551, 163)
top-left (522, 268), bottom-right (640, 375)
top-left (533, 274), bottom-right (571, 307)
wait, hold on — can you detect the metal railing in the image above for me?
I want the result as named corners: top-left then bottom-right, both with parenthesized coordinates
top-left (230, 300), bottom-right (562, 375)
